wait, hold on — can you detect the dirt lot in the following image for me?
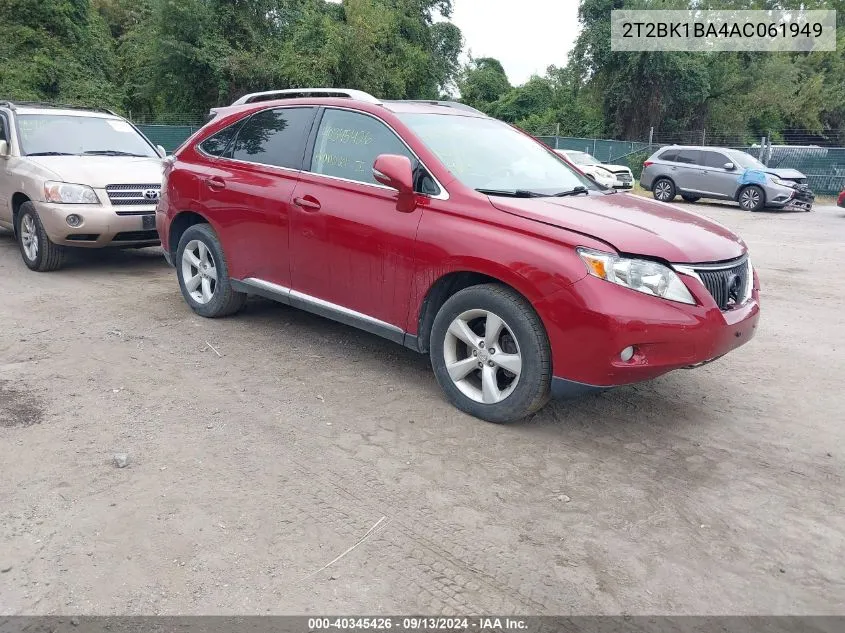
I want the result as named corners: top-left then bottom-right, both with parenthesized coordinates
top-left (1, 203), bottom-right (843, 616)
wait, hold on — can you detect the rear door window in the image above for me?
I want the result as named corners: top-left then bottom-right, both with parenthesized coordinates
top-left (230, 107), bottom-right (316, 169)
top-left (674, 150), bottom-right (701, 165)
top-left (701, 151), bottom-right (730, 169)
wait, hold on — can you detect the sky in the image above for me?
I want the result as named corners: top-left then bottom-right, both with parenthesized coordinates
top-left (450, 0), bottom-right (582, 85)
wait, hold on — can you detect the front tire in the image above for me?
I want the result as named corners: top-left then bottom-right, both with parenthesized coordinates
top-left (739, 185), bottom-right (765, 211)
top-left (176, 223), bottom-right (246, 318)
top-left (681, 195), bottom-right (700, 203)
top-left (430, 284), bottom-right (551, 423)
top-left (16, 202), bottom-right (66, 271)
top-left (653, 178), bottom-right (676, 202)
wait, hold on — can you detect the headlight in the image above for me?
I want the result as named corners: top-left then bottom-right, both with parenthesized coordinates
top-left (577, 248), bottom-right (697, 305)
top-left (769, 175), bottom-right (791, 188)
top-left (44, 182), bottom-right (100, 204)
top-left (743, 259), bottom-right (754, 303)
top-left (592, 171), bottom-right (615, 186)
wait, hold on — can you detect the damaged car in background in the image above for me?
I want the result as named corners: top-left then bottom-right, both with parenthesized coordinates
top-left (640, 145), bottom-right (814, 212)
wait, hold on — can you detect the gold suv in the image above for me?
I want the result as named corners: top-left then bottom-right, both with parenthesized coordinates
top-left (0, 101), bottom-right (165, 271)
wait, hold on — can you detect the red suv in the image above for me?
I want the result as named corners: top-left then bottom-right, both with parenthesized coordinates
top-left (157, 88), bottom-right (760, 423)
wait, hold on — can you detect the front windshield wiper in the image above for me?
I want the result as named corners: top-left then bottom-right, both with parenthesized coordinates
top-left (475, 188), bottom-right (546, 198)
top-left (82, 150), bottom-right (147, 157)
top-left (26, 151), bottom-right (77, 156)
top-left (551, 186), bottom-right (589, 197)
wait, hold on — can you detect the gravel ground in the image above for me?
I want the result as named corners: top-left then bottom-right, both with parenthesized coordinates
top-left (1, 203), bottom-right (843, 615)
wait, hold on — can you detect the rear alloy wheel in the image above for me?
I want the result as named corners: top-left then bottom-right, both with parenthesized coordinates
top-left (739, 185), bottom-right (765, 212)
top-left (16, 202), bottom-right (66, 271)
top-left (430, 284), bottom-right (551, 423)
top-left (176, 223), bottom-right (246, 318)
top-left (653, 178), bottom-right (675, 202)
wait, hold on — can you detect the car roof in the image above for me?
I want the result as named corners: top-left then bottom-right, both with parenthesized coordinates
top-left (13, 107), bottom-right (120, 119)
top-left (659, 145), bottom-right (740, 152)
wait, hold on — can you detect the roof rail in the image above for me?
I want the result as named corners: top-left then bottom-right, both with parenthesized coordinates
top-left (395, 100), bottom-right (486, 115)
top-left (231, 88), bottom-right (382, 106)
top-left (0, 100), bottom-right (119, 116)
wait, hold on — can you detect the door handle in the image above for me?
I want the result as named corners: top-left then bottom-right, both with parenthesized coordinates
top-left (293, 196), bottom-right (321, 212)
top-left (205, 177), bottom-right (226, 190)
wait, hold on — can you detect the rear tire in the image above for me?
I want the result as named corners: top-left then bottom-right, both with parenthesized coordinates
top-left (429, 284), bottom-right (551, 424)
top-left (16, 202), bottom-right (66, 271)
top-left (176, 223), bottom-right (246, 318)
top-left (652, 178), bottom-right (676, 202)
top-left (738, 185), bottom-right (765, 212)
top-left (681, 195), bottom-right (700, 203)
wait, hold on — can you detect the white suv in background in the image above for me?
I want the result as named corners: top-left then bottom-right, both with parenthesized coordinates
top-left (555, 149), bottom-right (634, 189)
top-left (0, 101), bottom-right (165, 271)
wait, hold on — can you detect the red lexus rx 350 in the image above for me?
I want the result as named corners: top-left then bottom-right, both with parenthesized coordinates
top-left (158, 89), bottom-right (760, 423)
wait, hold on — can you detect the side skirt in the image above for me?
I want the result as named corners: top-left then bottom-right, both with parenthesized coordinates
top-left (231, 278), bottom-right (407, 346)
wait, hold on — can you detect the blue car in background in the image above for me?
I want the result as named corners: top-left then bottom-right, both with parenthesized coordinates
top-left (640, 145), bottom-right (814, 212)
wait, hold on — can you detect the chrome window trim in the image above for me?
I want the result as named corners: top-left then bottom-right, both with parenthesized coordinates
top-left (312, 106), bottom-right (450, 201)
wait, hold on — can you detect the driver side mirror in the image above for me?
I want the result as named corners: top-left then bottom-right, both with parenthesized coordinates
top-left (0, 140), bottom-right (9, 158)
top-left (373, 154), bottom-right (417, 212)
top-left (156, 145), bottom-right (167, 158)
top-left (723, 162), bottom-right (736, 171)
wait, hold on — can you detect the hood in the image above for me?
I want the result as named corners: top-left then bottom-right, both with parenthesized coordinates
top-left (27, 156), bottom-right (163, 188)
top-left (488, 192), bottom-right (745, 264)
top-left (763, 167), bottom-right (806, 181)
top-left (591, 163), bottom-right (631, 173)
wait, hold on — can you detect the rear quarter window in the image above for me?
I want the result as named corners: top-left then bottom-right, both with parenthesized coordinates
top-left (199, 122), bottom-right (242, 158)
top-left (658, 151), bottom-right (677, 162)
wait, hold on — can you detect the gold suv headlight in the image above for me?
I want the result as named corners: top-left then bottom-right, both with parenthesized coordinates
top-left (44, 182), bottom-right (100, 204)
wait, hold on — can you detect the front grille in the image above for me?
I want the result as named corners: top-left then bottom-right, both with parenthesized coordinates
top-left (615, 172), bottom-right (633, 183)
top-left (106, 184), bottom-right (161, 214)
top-left (793, 184), bottom-right (814, 202)
top-left (112, 230), bottom-right (159, 242)
top-left (693, 257), bottom-right (750, 311)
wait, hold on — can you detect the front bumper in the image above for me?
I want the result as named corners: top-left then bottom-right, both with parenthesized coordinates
top-left (34, 201), bottom-right (160, 247)
top-left (536, 271), bottom-right (760, 392)
top-left (763, 183), bottom-right (814, 211)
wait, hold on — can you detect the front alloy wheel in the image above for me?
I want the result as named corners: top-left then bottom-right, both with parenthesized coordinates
top-left (20, 213), bottom-right (38, 262)
top-left (430, 284), bottom-right (551, 423)
top-left (739, 185), bottom-right (764, 211)
top-left (15, 202), bottom-right (66, 271)
top-left (444, 309), bottom-right (523, 404)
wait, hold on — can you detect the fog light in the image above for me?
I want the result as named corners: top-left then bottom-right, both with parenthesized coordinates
top-left (620, 346), bottom-right (635, 362)
top-left (66, 214), bottom-right (82, 227)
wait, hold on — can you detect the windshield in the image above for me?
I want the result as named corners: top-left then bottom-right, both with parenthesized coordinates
top-left (17, 114), bottom-right (157, 157)
top-left (397, 113), bottom-right (596, 194)
top-left (727, 150), bottom-right (765, 170)
top-left (565, 151), bottom-right (599, 165)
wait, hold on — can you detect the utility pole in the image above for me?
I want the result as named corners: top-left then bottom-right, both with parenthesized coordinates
top-left (648, 126), bottom-right (654, 150)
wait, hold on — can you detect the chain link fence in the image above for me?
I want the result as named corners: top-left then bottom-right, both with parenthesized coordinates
top-left (538, 130), bottom-right (845, 195)
top-left (128, 114), bottom-right (206, 152)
